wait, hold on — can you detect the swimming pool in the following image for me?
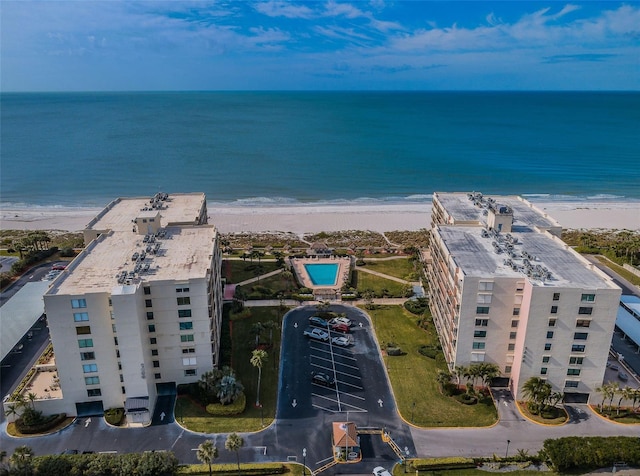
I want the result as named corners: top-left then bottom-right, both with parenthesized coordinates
top-left (304, 263), bottom-right (339, 286)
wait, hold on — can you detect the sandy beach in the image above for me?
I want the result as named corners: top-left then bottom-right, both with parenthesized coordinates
top-left (1, 200), bottom-right (639, 234)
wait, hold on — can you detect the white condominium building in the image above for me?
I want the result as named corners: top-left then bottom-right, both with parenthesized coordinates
top-left (427, 192), bottom-right (621, 403)
top-left (44, 192), bottom-right (222, 422)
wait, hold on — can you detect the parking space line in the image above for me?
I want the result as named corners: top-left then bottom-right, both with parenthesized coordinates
top-left (336, 390), bottom-right (365, 401)
top-left (311, 345), bottom-right (358, 362)
top-left (337, 380), bottom-right (363, 390)
top-left (311, 355), bottom-right (359, 371)
top-left (312, 403), bottom-right (337, 413)
top-left (310, 363), bottom-right (362, 382)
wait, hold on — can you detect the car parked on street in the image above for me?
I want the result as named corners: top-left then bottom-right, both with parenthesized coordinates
top-left (311, 371), bottom-right (335, 387)
top-left (332, 335), bottom-right (353, 347)
top-left (303, 327), bottom-right (330, 341)
top-left (618, 371), bottom-right (629, 381)
top-left (309, 316), bottom-right (330, 328)
top-left (373, 467), bottom-right (392, 476)
top-left (329, 316), bottom-right (352, 327)
top-left (331, 322), bottom-right (350, 333)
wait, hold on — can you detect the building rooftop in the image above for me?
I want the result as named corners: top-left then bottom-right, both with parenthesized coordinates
top-left (434, 192), bottom-right (561, 230)
top-left (47, 192), bottom-right (215, 296)
top-left (49, 225), bottom-right (216, 295)
top-left (436, 224), bottom-right (614, 288)
top-left (86, 192), bottom-right (207, 232)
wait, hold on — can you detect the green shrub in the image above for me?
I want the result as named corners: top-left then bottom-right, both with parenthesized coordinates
top-left (404, 297), bottom-right (430, 315)
top-left (177, 463), bottom-right (286, 475)
top-left (59, 247), bottom-right (75, 257)
top-left (418, 345), bottom-right (438, 359)
top-left (16, 412), bottom-right (66, 434)
top-left (542, 436), bottom-right (640, 472)
top-left (413, 457), bottom-right (476, 471)
top-left (104, 407), bottom-right (125, 426)
top-left (230, 308), bottom-right (252, 320)
top-left (206, 392), bottom-right (246, 416)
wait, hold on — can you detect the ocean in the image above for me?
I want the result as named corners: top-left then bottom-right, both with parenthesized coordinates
top-left (1, 91), bottom-right (639, 209)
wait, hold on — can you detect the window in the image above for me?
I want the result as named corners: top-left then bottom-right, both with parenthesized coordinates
top-left (155, 373), bottom-right (162, 379)
top-left (544, 343), bottom-right (552, 351)
top-left (578, 307), bottom-right (593, 315)
top-left (477, 294), bottom-right (492, 304)
top-left (143, 286), bottom-right (151, 295)
top-left (475, 319), bottom-right (488, 326)
top-left (576, 319), bottom-right (591, 328)
top-left (87, 389), bottom-right (102, 397)
top-left (119, 374), bottom-right (124, 382)
top-left (546, 331), bottom-right (554, 339)
top-left (116, 349), bottom-right (120, 358)
top-left (71, 299), bottom-right (87, 308)
top-left (574, 332), bottom-right (588, 340)
top-left (565, 380), bottom-right (579, 388)
top-left (180, 334), bottom-right (194, 342)
top-left (178, 309), bottom-right (192, 318)
top-left (145, 299), bottom-right (153, 308)
top-left (122, 387), bottom-right (126, 394)
top-left (542, 356), bottom-right (550, 363)
top-left (179, 322), bottom-right (193, 330)
top-left (183, 357), bottom-right (197, 366)
top-left (148, 324), bottom-right (156, 333)
top-left (571, 344), bottom-right (586, 352)
top-left (146, 312), bottom-right (154, 320)
top-left (540, 368), bottom-right (547, 375)
top-left (550, 306), bottom-right (558, 314)
top-left (553, 293), bottom-right (560, 301)
top-left (472, 342), bottom-right (486, 349)
top-left (184, 369), bottom-right (197, 376)
top-left (114, 337), bottom-right (118, 346)
top-left (118, 362), bottom-right (122, 370)
top-left (474, 330), bottom-right (486, 338)
top-left (581, 293), bottom-right (595, 302)
top-left (74, 312), bottom-right (89, 322)
top-left (505, 365), bottom-right (512, 373)
top-left (182, 348), bottom-right (196, 354)
top-left (516, 282), bottom-right (525, 292)
top-left (80, 352), bottom-right (95, 361)
top-left (513, 308), bottom-right (520, 316)
top-left (567, 368), bottom-right (581, 376)
top-left (76, 326), bottom-right (91, 335)
top-left (569, 357), bottom-right (584, 365)
top-left (153, 360), bottom-right (160, 368)
top-left (511, 320), bottom-right (519, 328)
top-left (112, 324), bottom-right (117, 333)
top-left (151, 349), bottom-right (158, 356)
top-left (82, 364), bottom-right (98, 373)
top-left (478, 281), bottom-right (494, 291)
top-left (177, 297), bottom-right (191, 306)
top-left (85, 376), bottom-right (100, 385)
top-left (78, 339), bottom-right (93, 348)
top-left (176, 287), bottom-right (190, 293)
top-left (508, 343), bottom-right (515, 351)
top-left (509, 332), bottom-right (517, 339)
top-left (548, 318), bottom-right (557, 327)
top-left (150, 337), bottom-right (157, 345)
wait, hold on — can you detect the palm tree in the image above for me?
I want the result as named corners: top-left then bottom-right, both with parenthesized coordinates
top-left (250, 322), bottom-right (264, 347)
top-left (26, 392), bottom-right (37, 410)
top-left (251, 349), bottom-right (268, 407)
top-left (10, 446), bottom-right (33, 476)
top-left (522, 377), bottom-right (551, 414)
top-left (4, 404), bottom-right (19, 421)
top-left (216, 375), bottom-right (244, 405)
top-left (196, 440), bottom-right (218, 476)
top-left (262, 320), bottom-right (279, 346)
top-left (225, 433), bottom-right (244, 474)
top-left (453, 365), bottom-right (467, 387)
top-left (478, 363), bottom-right (500, 388)
top-left (619, 386), bottom-right (636, 415)
top-left (436, 370), bottom-right (452, 391)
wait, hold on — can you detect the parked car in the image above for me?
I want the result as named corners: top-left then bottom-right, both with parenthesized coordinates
top-left (303, 327), bottom-right (330, 341)
top-left (308, 316), bottom-right (329, 328)
top-left (331, 322), bottom-right (350, 333)
top-left (61, 449), bottom-right (79, 455)
top-left (608, 363), bottom-right (620, 371)
top-left (332, 335), bottom-right (352, 347)
top-left (329, 317), bottom-right (352, 327)
top-left (373, 467), bottom-right (392, 476)
top-left (618, 371), bottom-right (629, 381)
top-left (311, 371), bottom-right (335, 387)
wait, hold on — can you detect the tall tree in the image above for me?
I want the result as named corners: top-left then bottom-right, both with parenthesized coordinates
top-left (10, 446), bottom-right (33, 476)
top-left (225, 433), bottom-right (244, 474)
top-left (251, 349), bottom-right (268, 407)
top-left (196, 440), bottom-right (218, 476)
top-left (522, 377), bottom-right (551, 414)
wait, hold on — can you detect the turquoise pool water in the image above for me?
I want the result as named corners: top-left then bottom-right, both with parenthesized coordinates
top-left (304, 263), bottom-right (339, 286)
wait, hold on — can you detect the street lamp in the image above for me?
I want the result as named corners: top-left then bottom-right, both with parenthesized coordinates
top-left (505, 439), bottom-right (511, 459)
top-left (411, 401), bottom-right (416, 423)
top-left (302, 448), bottom-right (307, 476)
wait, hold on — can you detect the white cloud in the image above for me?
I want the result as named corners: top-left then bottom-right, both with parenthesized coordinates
top-left (254, 1), bottom-right (315, 19)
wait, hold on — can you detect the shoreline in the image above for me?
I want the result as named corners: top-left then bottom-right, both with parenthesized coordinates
top-left (1, 200), bottom-right (639, 234)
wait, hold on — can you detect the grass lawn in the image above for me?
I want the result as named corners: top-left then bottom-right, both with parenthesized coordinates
top-left (178, 462), bottom-right (305, 475)
top-left (516, 402), bottom-right (567, 425)
top-left (365, 305), bottom-right (498, 427)
top-left (237, 273), bottom-right (297, 299)
top-left (405, 469), bottom-right (558, 476)
top-left (354, 271), bottom-right (408, 297)
top-left (177, 306), bottom-right (286, 433)
top-left (361, 257), bottom-right (415, 280)
top-left (593, 407), bottom-right (640, 424)
top-left (595, 256), bottom-right (640, 286)
top-left (223, 260), bottom-right (281, 284)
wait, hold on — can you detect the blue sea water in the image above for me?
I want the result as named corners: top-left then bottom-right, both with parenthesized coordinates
top-left (1, 91), bottom-right (639, 208)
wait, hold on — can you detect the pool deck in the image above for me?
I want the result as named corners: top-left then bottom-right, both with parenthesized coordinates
top-left (291, 257), bottom-right (351, 293)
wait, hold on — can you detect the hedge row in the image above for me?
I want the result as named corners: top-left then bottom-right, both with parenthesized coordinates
top-left (177, 463), bottom-right (286, 475)
top-left (412, 456), bottom-right (476, 471)
top-left (206, 392), bottom-right (246, 416)
top-left (542, 436), bottom-right (640, 472)
top-left (16, 413), bottom-right (67, 434)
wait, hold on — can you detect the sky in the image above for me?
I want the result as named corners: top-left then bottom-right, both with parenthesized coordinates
top-left (1, 1), bottom-right (639, 91)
